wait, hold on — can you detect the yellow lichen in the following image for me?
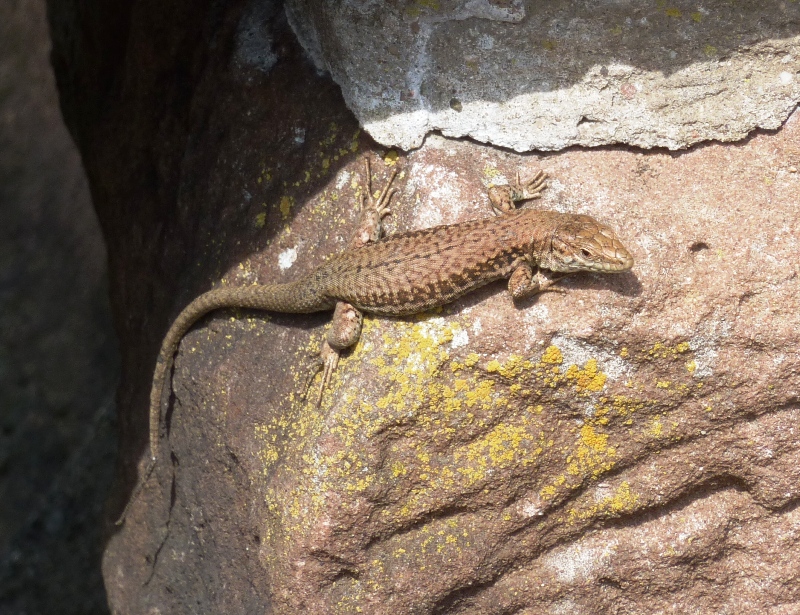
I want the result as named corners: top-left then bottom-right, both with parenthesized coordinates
top-left (486, 359), bottom-right (502, 373)
top-left (279, 195), bottom-right (294, 219)
top-left (392, 462), bottom-right (407, 478)
top-left (565, 359), bottom-right (607, 393)
top-left (464, 379), bottom-right (494, 407)
top-left (256, 273), bottom-right (699, 603)
top-left (495, 355), bottom-right (532, 379)
top-left (540, 345), bottom-right (563, 365)
top-left (649, 418), bottom-right (664, 438)
top-left (481, 165), bottom-right (503, 183)
top-left (464, 353), bottom-right (480, 367)
top-left (568, 481), bottom-right (639, 523)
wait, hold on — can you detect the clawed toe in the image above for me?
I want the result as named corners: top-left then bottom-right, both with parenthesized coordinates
top-left (316, 342), bottom-right (340, 408)
top-left (519, 170), bottom-right (548, 199)
top-left (363, 157), bottom-right (398, 221)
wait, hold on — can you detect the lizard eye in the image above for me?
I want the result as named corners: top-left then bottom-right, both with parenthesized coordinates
top-left (580, 249), bottom-right (591, 257)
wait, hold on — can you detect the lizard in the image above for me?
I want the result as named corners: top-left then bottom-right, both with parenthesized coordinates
top-left (116, 157), bottom-right (633, 524)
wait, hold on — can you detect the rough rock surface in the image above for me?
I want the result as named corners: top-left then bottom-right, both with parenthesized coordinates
top-left (210, 125), bottom-right (799, 614)
top-left (46, 0), bottom-right (800, 613)
top-left (287, 0), bottom-right (800, 151)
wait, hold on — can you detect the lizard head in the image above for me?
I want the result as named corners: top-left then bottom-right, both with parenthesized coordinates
top-left (542, 214), bottom-right (634, 273)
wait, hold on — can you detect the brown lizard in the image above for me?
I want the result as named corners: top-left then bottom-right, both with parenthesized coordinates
top-left (116, 158), bottom-right (633, 524)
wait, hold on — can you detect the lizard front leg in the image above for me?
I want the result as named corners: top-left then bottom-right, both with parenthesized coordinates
top-left (508, 262), bottom-right (570, 301)
top-left (316, 157), bottom-right (397, 406)
top-left (488, 169), bottom-right (548, 215)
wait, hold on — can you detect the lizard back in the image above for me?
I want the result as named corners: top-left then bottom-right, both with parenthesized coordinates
top-left (317, 209), bottom-right (560, 316)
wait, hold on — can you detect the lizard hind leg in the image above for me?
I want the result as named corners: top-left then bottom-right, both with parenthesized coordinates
top-left (316, 299), bottom-right (364, 407)
top-left (365, 155), bottom-right (398, 215)
top-left (314, 156), bottom-right (400, 407)
top-left (317, 341), bottom-right (339, 408)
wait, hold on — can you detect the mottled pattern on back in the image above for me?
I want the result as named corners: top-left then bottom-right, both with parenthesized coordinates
top-left (315, 209), bottom-right (559, 316)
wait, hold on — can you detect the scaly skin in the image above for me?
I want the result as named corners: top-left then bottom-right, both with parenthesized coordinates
top-left (117, 164), bottom-right (633, 524)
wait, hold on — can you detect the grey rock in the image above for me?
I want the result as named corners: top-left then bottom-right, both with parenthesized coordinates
top-left (287, 0), bottom-right (800, 151)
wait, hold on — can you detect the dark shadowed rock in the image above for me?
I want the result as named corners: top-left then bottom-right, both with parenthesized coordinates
top-left (0, 0), bottom-right (118, 613)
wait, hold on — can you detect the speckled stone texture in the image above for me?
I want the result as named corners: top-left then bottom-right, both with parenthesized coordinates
top-left (286, 0), bottom-right (800, 151)
top-left (47, 0), bottom-right (800, 613)
top-left (230, 123), bottom-right (800, 614)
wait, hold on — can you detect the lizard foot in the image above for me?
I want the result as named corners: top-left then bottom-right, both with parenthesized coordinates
top-left (353, 156), bottom-right (398, 245)
top-left (509, 265), bottom-right (572, 301)
top-left (366, 156), bottom-right (397, 219)
top-left (533, 270), bottom-right (572, 294)
top-left (317, 340), bottom-right (340, 408)
top-left (488, 170), bottom-right (548, 215)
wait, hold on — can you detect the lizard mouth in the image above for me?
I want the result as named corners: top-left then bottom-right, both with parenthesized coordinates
top-left (590, 248), bottom-right (634, 272)
top-left (555, 241), bottom-right (633, 273)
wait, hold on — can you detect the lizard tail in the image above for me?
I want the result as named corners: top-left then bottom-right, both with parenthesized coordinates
top-left (149, 282), bottom-right (335, 467)
top-left (117, 281), bottom-right (334, 524)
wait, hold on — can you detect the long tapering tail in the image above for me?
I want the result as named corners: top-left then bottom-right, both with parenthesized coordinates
top-left (116, 281), bottom-right (334, 524)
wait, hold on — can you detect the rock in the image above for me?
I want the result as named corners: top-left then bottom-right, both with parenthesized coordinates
top-left (0, 0), bottom-right (118, 612)
top-left (47, 0), bottom-right (800, 612)
top-left (244, 123), bottom-right (800, 613)
top-left (287, 0), bottom-right (800, 151)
